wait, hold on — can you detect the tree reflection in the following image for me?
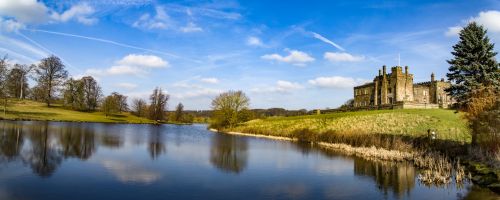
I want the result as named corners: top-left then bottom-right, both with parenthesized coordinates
top-left (209, 134), bottom-right (248, 174)
top-left (353, 157), bottom-right (415, 198)
top-left (100, 130), bottom-right (124, 149)
top-left (148, 125), bottom-right (166, 160)
top-left (0, 122), bottom-right (24, 161)
top-left (23, 122), bottom-right (62, 177)
top-left (59, 125), bottom-right (95, 160)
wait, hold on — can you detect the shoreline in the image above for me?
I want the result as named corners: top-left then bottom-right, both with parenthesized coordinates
top-left (209, 128), bottom-right (415, 162)
top-left (0, 118), bottom-right (206, 125)
top-left (209, 128), bottom-right (500, 194)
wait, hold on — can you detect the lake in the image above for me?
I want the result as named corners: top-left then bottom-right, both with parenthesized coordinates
top-left (0, 120), bottom-right (497, 200)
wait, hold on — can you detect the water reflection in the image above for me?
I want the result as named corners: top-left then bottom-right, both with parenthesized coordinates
top-left (23, 122), bottom-right (62, 177)
top-left (289, 143), bottom-right (416, 198)
top-left (353, 158), bottom-right (416, 198)
top-left (100, 130), bottom-right (124, 149)
top-left (0, 122), bottom-right (24, 161)
top-left (59, 125), bottom-right (95, 160)
top-left (148, 125), bottom-right (166, 160)
top-left (0, 120), bottom-right (494, 200)
top-left (209, 133), bottom-right (248, 174)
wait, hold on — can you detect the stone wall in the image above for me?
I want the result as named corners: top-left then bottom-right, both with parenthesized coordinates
top-left (354, 83), bottom-right (374, 107)
top-left (352, 65), bottom-right (454, 109)
top-left (413, 84), bottom-right (431, 104)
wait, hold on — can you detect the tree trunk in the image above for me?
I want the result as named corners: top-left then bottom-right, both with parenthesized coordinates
top-left (20, 74), bottom-right (24, 99)
top-left (3, 98), bottom-right (7, 117)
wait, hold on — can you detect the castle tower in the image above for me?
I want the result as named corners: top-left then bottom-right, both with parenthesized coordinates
top-left (430, 72), bottom-right (436, 103)
top-left (381, 65), bottom-right (388, 105)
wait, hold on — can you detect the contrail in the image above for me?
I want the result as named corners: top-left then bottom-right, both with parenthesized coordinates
top-left (310, 32), bottom-right (345, 51)
top-left (17, 32), bottom-right (83, 73)
top-left (0, 47), bottom-right (38, 63)
top-left (27, 28), bottom-right (182, 59)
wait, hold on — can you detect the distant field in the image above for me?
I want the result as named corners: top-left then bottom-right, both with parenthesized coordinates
top-left (0, 99), bottom-right (153, 124)
top-left (231, 109), bottom-right (471, 142)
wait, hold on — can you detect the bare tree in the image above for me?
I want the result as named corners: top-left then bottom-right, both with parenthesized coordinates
top-left (81, 76), bottom-right (101, 111)
top-left (110, 92), bottom-right (127, 112)
top-left (63, 78), bottom-right (84, 110)
top-left (101, 95), bottom-right (118, 117)
top-left (148, 87), bottom-right (169, 121)
top-left (0, 56), bottom-right (9, 115)
top-left (6, 64), bottom-right (33, 99)
top-left (35, 56), bottom-right (68, 107)
top-left (18, 64), bottom-right (34, 99)
top-left (131, 98), bottom-right (147, 117)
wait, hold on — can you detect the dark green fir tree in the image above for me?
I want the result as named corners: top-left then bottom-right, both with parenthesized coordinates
top-left (447, 22), bottom-right (500, 109)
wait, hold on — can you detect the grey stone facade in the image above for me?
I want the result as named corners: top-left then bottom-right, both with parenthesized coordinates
top-left (353, 66), bottom-right (454, 109)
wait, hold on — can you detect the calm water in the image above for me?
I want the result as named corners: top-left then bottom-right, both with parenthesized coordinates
top-left (0, 121), bottom-right (497, 200)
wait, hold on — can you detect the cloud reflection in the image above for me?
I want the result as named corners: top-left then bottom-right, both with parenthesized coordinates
top-left (101, 160), bottom-right (162, 184)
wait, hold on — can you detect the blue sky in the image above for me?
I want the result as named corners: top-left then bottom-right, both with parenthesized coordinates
top-left (1, 0), bottom-right (500, 110)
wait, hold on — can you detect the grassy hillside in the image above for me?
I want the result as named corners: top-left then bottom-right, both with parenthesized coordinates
top-left (230, 109), bottom-right (471, 142)
top-left (0, 99), bottom-right (153, 124)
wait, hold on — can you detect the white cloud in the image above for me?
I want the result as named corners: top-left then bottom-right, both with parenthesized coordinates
top-left (308, 76), bottom-right (368, 89)
top-left (311, 32), bottom-right (345, 51)
top-left (51, 3), bottom-right (97, 25)
top-left (85, 54), bottom-right (169, 77)
top-left (0, 1), bottom-right (97, 25)
top-left (261, 49), bottom-right (315, 66)
top-left (252, 80), bottom-right (304, 94)
top-left (446, 10), bottom-right (500, 37)
top-left (246, 36), bottom-right (264, 47)
top-left (117, 54), bottom-right (169, 68)
top-left (107, 65), bottom-right (145, 75)
top-left (0, 0), bottom-right (50, 23)
top-left (0, 18), bottom-right (25, 32)
top-left (323, 52), bottom-right (364, 62)
top-left (276, 80), bottom-right (304, 92)
top-left (200, 77), bottom-right (219, 84)
top-left (115, 83), bottom-right (138, 90)
top-left (445, 26), bottom-right (462, 37)
top-left (180, 22), bottom-right (203, 33)
top-left (471, 10), bottom-right (500, 33)
top-left (174, 88), bottom-right (221, 99)
top-left (133, 6), bottom-right (172, 30)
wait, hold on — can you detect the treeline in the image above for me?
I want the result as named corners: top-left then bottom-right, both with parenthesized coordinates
top-left (0, 55), bottom-right (192, 123)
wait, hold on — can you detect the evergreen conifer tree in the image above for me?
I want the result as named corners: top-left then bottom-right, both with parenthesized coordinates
top-left (447, 22), bottom-right (500, 109)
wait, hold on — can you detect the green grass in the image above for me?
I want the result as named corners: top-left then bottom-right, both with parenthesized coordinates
top-left (230, 109), bottom-right (471, 143)
top-left (0, 99), bottom-right (154, 124)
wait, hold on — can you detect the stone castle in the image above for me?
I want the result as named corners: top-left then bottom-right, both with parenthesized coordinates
top-left (353, 66), bottom-right (454, 109)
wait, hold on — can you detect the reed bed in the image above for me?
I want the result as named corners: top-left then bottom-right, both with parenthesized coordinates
top-left (223, 109), bottom-right (473, 186)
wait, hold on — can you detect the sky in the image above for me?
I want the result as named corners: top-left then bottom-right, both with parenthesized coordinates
top-left (1, 0), bottom-right (500, 110)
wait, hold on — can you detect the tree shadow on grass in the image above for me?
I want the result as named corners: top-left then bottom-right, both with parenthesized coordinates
top-left (106, 114), bottom-right (127, 122)
top-left (6, 110), bottom-right (59, 117)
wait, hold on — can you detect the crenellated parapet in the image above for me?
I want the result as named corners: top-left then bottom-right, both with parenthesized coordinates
top-left (352, 66), bottom-right (455, 109)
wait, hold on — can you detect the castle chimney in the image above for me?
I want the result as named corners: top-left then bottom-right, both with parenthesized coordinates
top-left (382, 65), bottom-right (386, 76)
top-left (379, 69), bottom-right (382, 76)
top-left (431, 72), bottom-right (435, 82)
top-left (405, 66), bottom-right (408, 75)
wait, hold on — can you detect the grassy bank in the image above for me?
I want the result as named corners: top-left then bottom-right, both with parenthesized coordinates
top-left (230, 109), bottom-right (471, 143)
top-left (222, 109), bottom-right (500, 192)
top-left (0, 99), bottom-right (154, 124)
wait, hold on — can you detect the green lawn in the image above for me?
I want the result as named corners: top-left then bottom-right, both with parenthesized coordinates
top-left (0, 99), bottom-right (154, 124)
top-left (231, 109), bottom-right (471, 142)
